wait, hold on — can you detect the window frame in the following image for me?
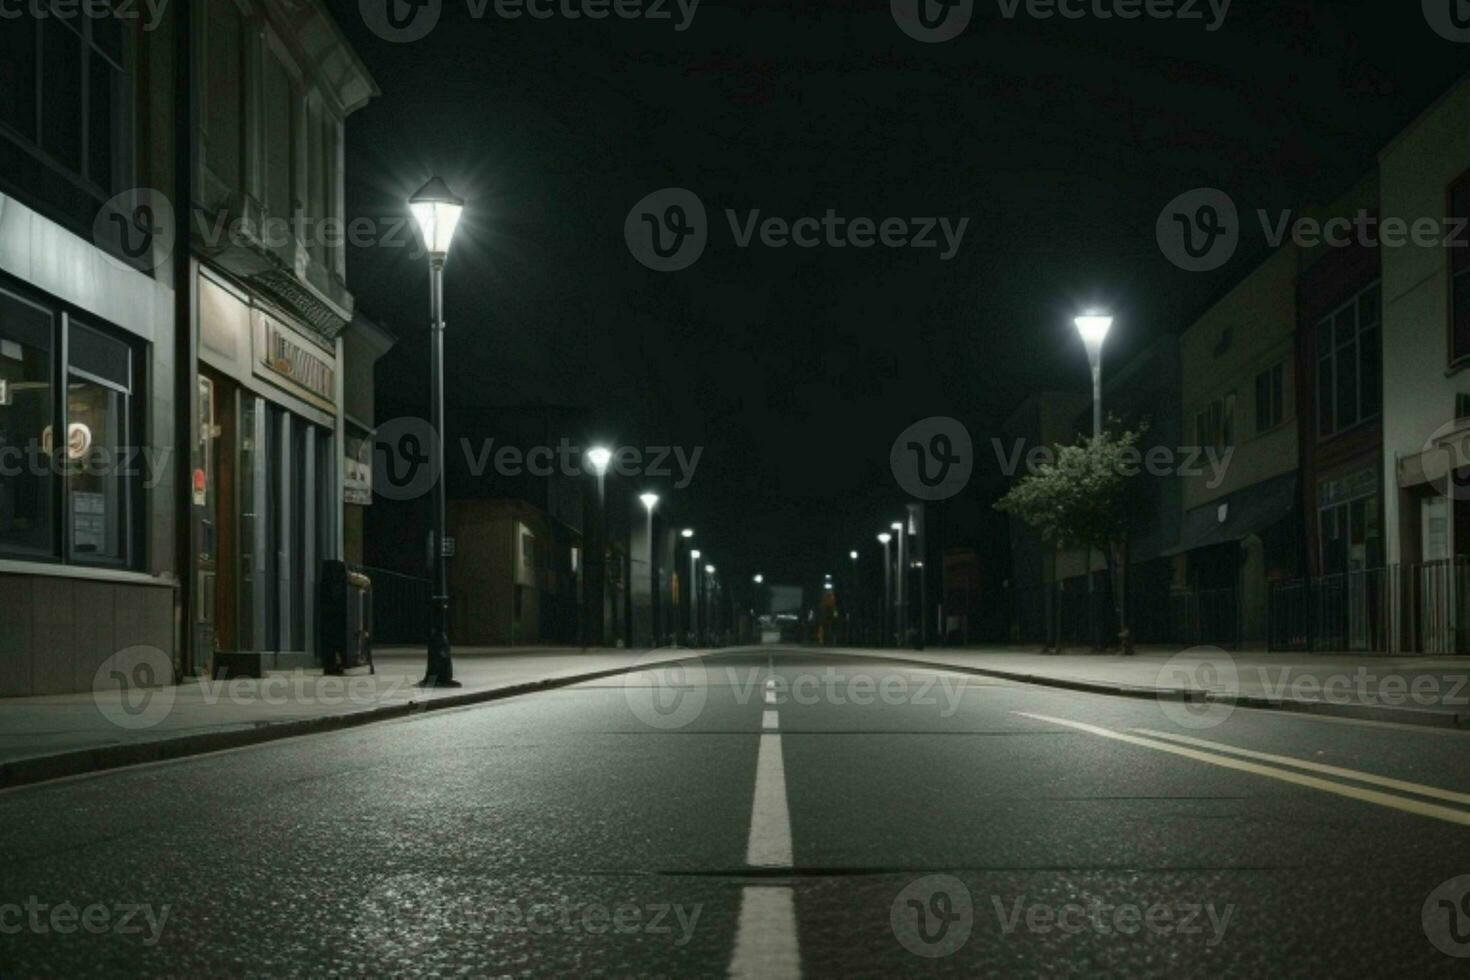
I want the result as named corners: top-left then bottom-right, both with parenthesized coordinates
top-left (0, 275), bottom-right (146, 570)
top-left (1254, 361), bottom-right (1286, 435)
top-left (1446, 169), bottom-right (1470, 370)
top-left (1314, 280), bottom-right (1381, 441)
top-left (0, 4), bottom-right (136, 248)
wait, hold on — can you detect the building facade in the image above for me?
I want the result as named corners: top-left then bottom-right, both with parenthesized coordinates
top-left (185, 0), bottom-right (377, 677)
top-left (1172, 245), bottom-right (1301, 645)
top-left (0, 8), bottom-right (179, 695)
top-left (1379, 75), bottom-right (1470, 653)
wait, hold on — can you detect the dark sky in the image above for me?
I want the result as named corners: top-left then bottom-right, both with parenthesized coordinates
top-left (327, 0), bottom-right (1466, 585)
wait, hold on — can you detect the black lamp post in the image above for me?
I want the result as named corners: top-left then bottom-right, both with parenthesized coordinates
top-left (410, 176), bottom-right (464, 688)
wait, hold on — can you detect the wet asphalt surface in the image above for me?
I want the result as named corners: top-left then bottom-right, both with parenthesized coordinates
top-left (1, 646), bottom-right (1468, 977)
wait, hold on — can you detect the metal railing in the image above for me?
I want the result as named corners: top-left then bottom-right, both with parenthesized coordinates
top-left (351, 565), bottom-right (430, 645)
top-left (1268, 560), bottom-right (1467, 654)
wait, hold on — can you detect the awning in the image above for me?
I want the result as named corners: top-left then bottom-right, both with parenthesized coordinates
top-left (1163, 472), bottom-right (1298, 557)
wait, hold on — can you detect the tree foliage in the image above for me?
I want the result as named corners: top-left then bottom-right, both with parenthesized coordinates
top-left (993, 427), bottom-right (1146, 551)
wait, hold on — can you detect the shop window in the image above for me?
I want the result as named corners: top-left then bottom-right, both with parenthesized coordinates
top-left (0, 291), bottom-right (56, 558)
top-left (0, 285), bottom-right (141, 566)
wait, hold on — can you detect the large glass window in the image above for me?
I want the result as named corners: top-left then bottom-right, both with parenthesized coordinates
top-left (0, 285), bottom-right (142, 566)
top-left (1315, 282), bottom-right (1381, 438)
top-left (0, 6), bottom-right (130, 233)
top-left (0, 291), bottom-right (55, 558)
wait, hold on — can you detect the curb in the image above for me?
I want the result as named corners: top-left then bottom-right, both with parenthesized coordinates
top-left (0, 654), bottom-right (696, 793)
top-left (796, 648), bottom-right (1470, 731)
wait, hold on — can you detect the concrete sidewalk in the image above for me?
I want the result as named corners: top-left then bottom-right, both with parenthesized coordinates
top-left (0, 646), bottom-right (692, 790)
top-left (818, 646), bottom-right (1470, 729)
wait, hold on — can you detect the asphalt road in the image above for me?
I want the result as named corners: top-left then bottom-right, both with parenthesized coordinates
top-left (1, 646), bottom-right (1468, 977)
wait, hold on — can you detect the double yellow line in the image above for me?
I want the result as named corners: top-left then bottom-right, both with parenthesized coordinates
top-left (1015, 712), bottom-right (1470, 826)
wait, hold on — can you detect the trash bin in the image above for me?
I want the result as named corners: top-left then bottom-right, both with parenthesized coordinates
top-left (321, 560), bottom-right (374, 675)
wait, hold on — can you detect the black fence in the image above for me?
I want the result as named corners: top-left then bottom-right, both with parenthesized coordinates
top-left (353, 565), bottom-right (430, 645)
top-left (1268, 560), bottom-right (1469, 654)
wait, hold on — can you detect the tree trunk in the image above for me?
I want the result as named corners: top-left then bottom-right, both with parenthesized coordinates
top-left (1110, 534), bottom-right (1134, 655)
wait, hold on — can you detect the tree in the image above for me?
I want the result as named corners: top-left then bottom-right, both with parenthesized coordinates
top-left (994, 426), bottom-right (1147, 655)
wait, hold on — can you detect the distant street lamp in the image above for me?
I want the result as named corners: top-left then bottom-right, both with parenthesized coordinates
top-left (409, 176), bottom-right (464, 689)
top-left (753, 574), bottom-right (764, 584)
top-left (640, 492), bottom-right (660, 646)
top-left (877, 532), bottom-right (892, 647)
top-left (675, 528), bottom-right (694, 645)
top-left (892, 520), bottom-right (907, 647)
top-left (849, 549), bottom-right (859, 645)
top-left (690, 548), bottom-right (702, 647)
top-left (704, 564), bottom-right (717, 644)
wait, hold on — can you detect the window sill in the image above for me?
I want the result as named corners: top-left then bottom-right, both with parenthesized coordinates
top-left (0, 559), bottom-right (177, 588)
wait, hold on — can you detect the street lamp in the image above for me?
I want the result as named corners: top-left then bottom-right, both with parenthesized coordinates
top-left (892, 520), bottom-right (907, 647)
top-left (1074, 314), bottom-right (1113, 439)
top-left (690, 548), bottom-right (702, 647)
top-left (705, 564), bottom-right (717, 644)
top-left (849, 549), bottom-right (859, 645)
top-left (584, 445), bottom-right (612, 648)
top-left (753, 574), bottom-right (764, 584)
top-left (640, 492), bottom-right (660, 646)
top-left (877, 532), bottom-right (892, 647)
top-left (410, 176), bottom-right (464, 689)
top-left (1075, 313), bottom-right (1113, 652)
top-left (675, 528), bottom-right (694, 646)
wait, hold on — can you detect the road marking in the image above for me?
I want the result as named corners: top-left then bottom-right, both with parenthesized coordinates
top-left (1131, 727), bottom-right (1470, 806)
top-left (764, 690), bottom-right (779, 705)
top-left (747, 731), bottom-right (794, 865)
top-left (763, 710), bottom-right (780, 731)
top-left (1014, 711), bottom-right (1470, 826)
top-left (729, 886), bottom-right (800, 979)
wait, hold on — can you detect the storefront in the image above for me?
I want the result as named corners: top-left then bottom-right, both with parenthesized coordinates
top-left (192, 268), bottom-right (344, 677)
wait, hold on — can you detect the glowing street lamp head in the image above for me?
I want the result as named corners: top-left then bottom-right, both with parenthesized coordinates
top-left (705, 564), bottom-right (716, 575)
top-left (1074, 314), bottom-right (1113, 352)
top-left (409, 176), bottom-right (464, 262)
top-left (586, 446), bottom-right (612, 476)
top-left (891, 522), bottom-right (902, 532)
top-left (681, 528), bottom-right (695, 538)
top-left (639, 492), bottom-right (660, 511)
top-left (877, 532), bottom-right (892, 544)
top-left (850, 550), bottom-right (859, 560)
top-left (753, 574), bottom-right (764, 584)
top-left (690, 549), bottom-right (701, 560)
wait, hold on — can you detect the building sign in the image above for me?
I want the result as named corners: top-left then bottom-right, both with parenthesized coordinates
top-left (1318, 468), bottom-right (1377, 509)
top-left (254, 314), bottom-right (336, 411)
top-left (344, 454), bottom-right (372, 506)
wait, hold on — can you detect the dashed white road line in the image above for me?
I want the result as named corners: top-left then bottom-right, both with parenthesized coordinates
top-left (729, 887), bottom-right (800, 979)
top-left (730, 666), bottom-right (801, 979)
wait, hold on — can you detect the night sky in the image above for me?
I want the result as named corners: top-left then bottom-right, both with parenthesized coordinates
top-left (327, 0), bottom-right (1466, 585)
